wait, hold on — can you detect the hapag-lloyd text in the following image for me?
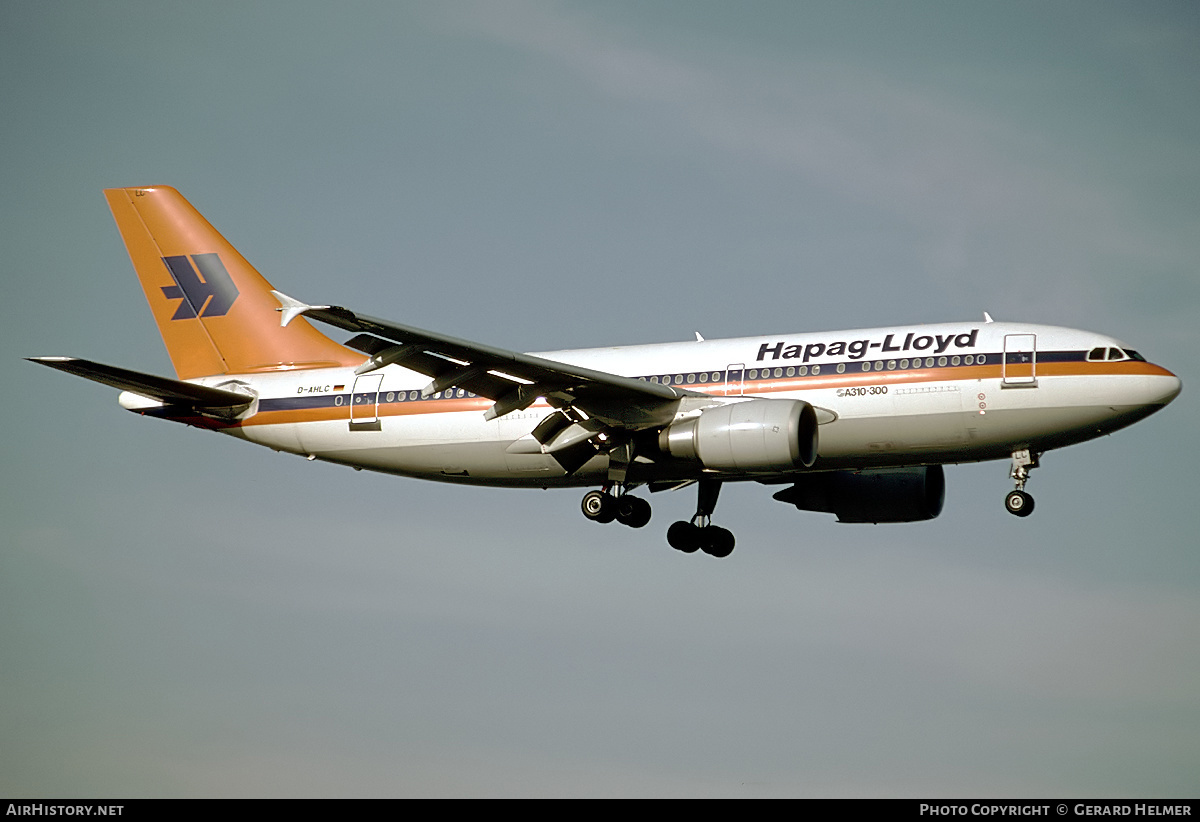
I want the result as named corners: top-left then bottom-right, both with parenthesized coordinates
top-left (758, 329), bottom-right (979, 363)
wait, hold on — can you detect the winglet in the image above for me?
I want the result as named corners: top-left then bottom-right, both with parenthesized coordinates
top-left (983, 311), bottom-right (994, 323)
top-left (271, 290), bottom-right (330, 328)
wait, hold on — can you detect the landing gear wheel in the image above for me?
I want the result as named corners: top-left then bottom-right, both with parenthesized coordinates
top-left (667, 521), bottom-right (701, 553)
top-left (667, 480), bottom-right (737, 556)
top-left (581, 490), bottom-right (616, 523)
top-left (700, 526), bottom-right (735, 558)
top-left (668, 522), bottom-right (735, 556)
top-left (1005, 489), bottom-right (1034, 517)
top-left (615, 496), bottom-right (652, 528)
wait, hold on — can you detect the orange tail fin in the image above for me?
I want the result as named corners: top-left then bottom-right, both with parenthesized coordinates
top-left (105, 186), bottom-right (360, 379)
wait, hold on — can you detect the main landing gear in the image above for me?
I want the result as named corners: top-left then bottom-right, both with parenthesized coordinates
top-left (1004, 449), bottom-right (1039, 517)
top-left (581, 488), bottom-right (652, 528)
top-left (580, 479), bottom-right (737, 557)
top-left (666, 479), bottom-right (735, 558)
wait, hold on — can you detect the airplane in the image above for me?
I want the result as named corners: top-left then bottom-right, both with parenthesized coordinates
top-left (29, 186), bottom-right (1182, 557)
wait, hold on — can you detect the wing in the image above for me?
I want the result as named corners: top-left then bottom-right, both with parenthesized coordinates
top-left (273, 292), bottom-right (704, 472)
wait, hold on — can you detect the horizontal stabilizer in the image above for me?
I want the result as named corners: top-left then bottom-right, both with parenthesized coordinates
top-left (27, 357), bottom-right (253, 408)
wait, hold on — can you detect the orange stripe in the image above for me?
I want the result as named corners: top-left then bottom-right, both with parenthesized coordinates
top-left (223, 361), bottom-right (1173, 429)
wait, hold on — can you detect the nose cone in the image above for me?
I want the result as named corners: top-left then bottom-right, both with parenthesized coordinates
top-left (1104, 361), bottom-right (1181, 415)
top-left (1096, 365), bottom-right (1181, 434)
top-left (1154, 368), bottom-right (1182, 406)
top-left (1125, 367), bottom-right (1181, 421)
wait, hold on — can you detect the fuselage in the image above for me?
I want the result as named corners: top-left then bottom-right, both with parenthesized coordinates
top-left (155, 320), bottom-right (1179, 488)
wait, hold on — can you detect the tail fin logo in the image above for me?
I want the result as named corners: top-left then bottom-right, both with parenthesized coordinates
top-left (160, 253), bottom-right (240, 319)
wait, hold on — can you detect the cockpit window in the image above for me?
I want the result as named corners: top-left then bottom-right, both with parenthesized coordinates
top-left (1089, 346), bottom-right (1146, 362)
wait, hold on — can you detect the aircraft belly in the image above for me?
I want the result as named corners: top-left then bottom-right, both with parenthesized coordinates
top-left (322, 440), bottom-right (512, 480)
top-left (261, 409), bottom-right (581, 485)
top-left (810, 403), bottom-right (1124, 468)
top-left (963, 373), bottom-right (1168, 449)
top-left (816, 411), bottom-right (969, 461)
top-left (810, 374), bottom-right (1162, 467)
top-left (238, 422), bottom-right (306, 455)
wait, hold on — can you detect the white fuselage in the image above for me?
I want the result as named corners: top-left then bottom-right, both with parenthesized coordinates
top-left (172, 320), bottom-right (1180, 487)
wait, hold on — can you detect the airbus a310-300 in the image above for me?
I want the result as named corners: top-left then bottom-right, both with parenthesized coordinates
top-left (30, 187), bottom-right (1181, 557)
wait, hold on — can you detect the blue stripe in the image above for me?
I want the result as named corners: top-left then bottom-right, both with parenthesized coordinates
top-left (254, 350), bottom-right (1097, 411)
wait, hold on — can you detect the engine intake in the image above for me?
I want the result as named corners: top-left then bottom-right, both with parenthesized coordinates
top-left (772, 465), bottom-right (945, 523)
top-left (659, 399), bottom-right (818, 472)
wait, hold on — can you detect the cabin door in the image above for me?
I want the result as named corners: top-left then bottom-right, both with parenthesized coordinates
top-left (349, 374), bottom-right (384, 430)
top-left (724, 363), bottom-right (745, 396)
top-left (1002, 334), bottom-right (1038, 387)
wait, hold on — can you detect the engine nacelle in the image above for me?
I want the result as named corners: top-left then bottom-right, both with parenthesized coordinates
top-left (772, 465), bottom-right (945, 523)
top-left (659, 399), bottom-right (818, 472)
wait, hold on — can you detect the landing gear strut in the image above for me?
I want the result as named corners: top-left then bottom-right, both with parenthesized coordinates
top-left (667, 479), bottom-right (736, 558)
top-left (1004, 449), bottom-right (1039, 517)
top-left (581, 487), bottom-right (651, 528)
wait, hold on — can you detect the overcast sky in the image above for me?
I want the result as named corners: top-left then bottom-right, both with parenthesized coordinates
top-left (2, 1), bottom-right (1197, 798)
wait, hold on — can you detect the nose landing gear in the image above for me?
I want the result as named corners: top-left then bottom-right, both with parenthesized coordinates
top-left (1004, 449), bottom-right (1039, 517)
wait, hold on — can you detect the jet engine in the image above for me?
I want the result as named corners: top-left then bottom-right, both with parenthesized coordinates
top-left (658, 399), bottom-right (818, 472)
top-left (772, 465), bottom-right (945, 523)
